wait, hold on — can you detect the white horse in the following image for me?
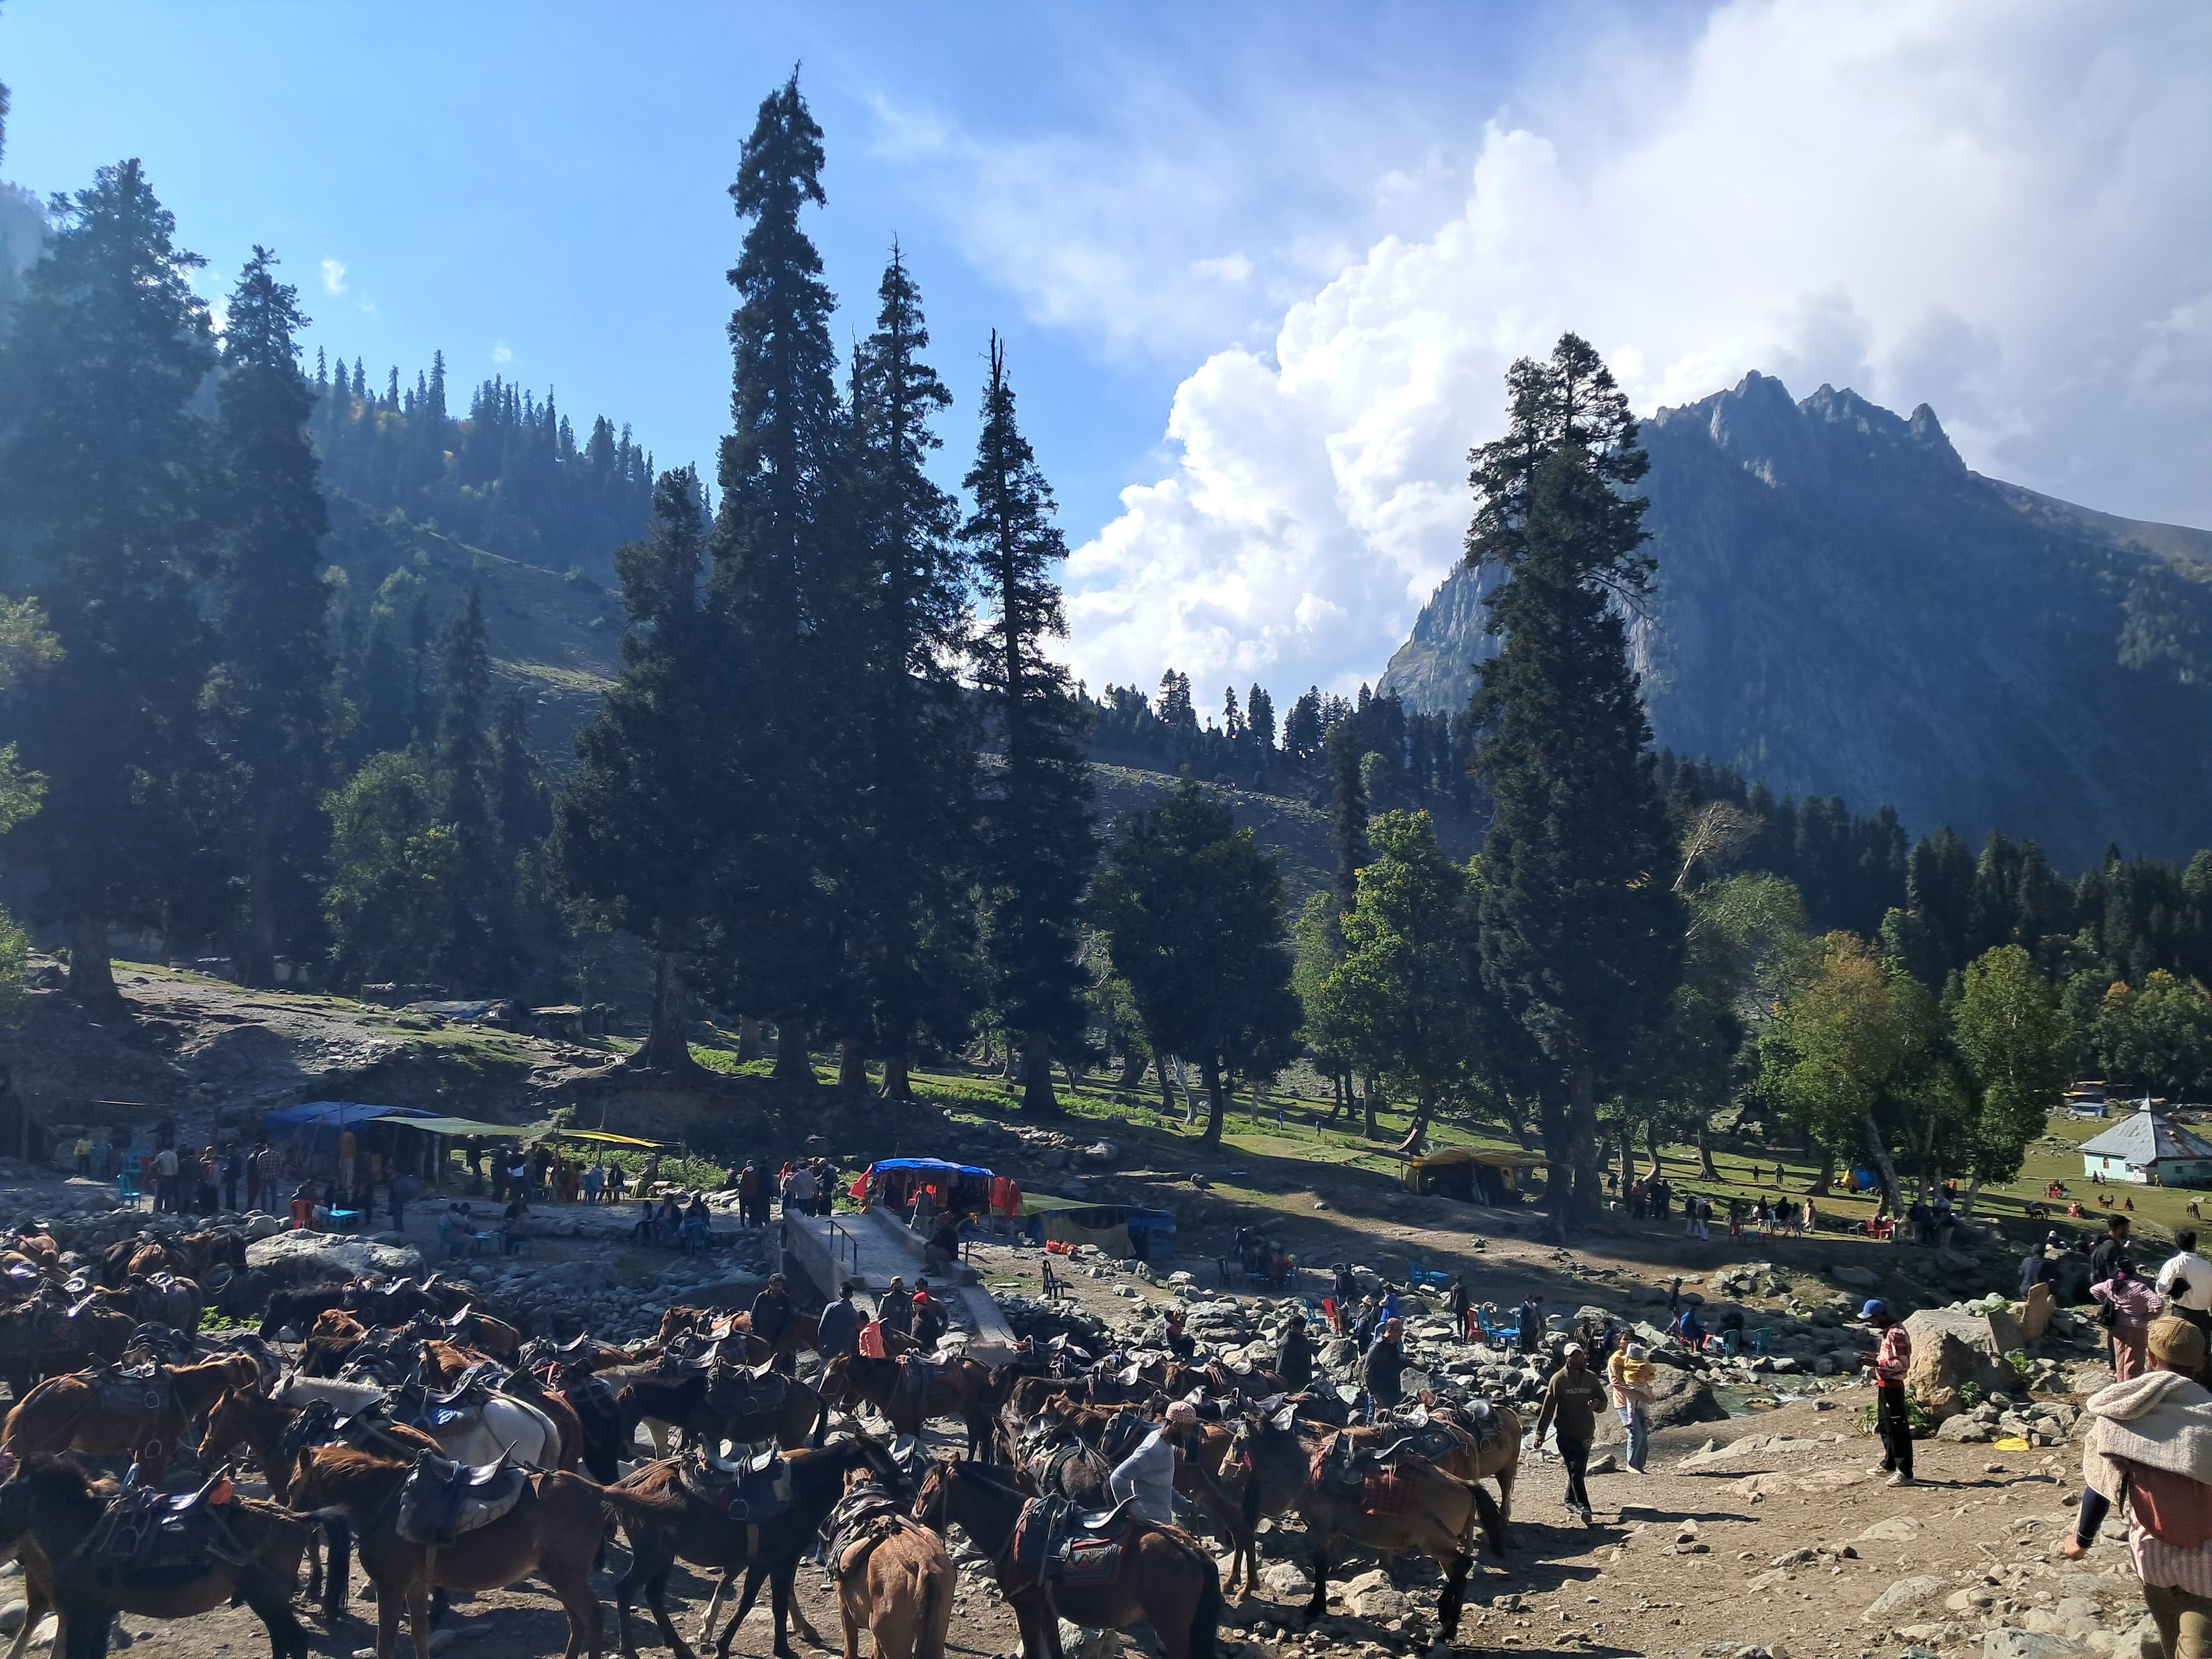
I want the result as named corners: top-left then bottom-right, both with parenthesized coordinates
top-left (271, 1372), bottom-right (561, 1469)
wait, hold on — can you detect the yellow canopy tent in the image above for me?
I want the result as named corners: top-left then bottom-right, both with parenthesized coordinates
top-left (1404, 1146), bottom-right (1536, 1204)
top-left (550, 1128), bottom-right (667, 1149)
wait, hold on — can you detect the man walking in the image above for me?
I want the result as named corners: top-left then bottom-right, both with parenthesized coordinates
top-left (1535, 1343), bottom-right (1609, 1525)
top-left (751, 1271), bottom-right (795, 1373)
top-left (1862, 1299), bottom-right (1915, 1487)
top-left (1362, 1316), bottom-right (1408, 1422)
top-left (2157, 1230), bottom-right (2212, 1354)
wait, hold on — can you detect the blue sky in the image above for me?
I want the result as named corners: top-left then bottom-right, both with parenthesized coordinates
top-left (4, 2), bottom-right (2207, 698)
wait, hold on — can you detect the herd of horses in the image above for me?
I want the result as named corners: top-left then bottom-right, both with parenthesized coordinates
top-left (0, 1225), bottom-right (1529, 1659)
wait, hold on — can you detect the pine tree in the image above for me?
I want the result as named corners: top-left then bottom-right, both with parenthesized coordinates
top-left (1468, 334), bottom-right (1683, 1232)
top-left (555, 468), bottom-right (725, 1072)
top-left (1327, 721), bottom-right (1368, 912)
top-left (964, 333), bottom-right (1096, 1112)
top-left (431, 588), bottom-right (506, 990)
top-left (1088, 779), bottom-right (1299, 1147)
top-left (0, 161), bottom-right (217, 1011)
top-left (709, 72), bottom-right (847, 1082)
top-left (210, 247), bottom-right (333, 987)
top-left (844, 246), bottom-right (981, 1098)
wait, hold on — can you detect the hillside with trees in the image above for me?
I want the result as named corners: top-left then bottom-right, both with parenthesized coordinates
top-left (4, 70), bottom-right (2212, 1240)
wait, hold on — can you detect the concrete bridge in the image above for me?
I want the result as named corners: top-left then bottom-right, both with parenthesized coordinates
top-left (782, 1206), bottom-right (1018, 1363)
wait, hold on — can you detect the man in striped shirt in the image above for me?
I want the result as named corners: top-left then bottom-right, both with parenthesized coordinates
top-left (2067, 1316), bottom-right (2212, 1656)
top-left (1860, 1300), bottom-right (1914, 1487)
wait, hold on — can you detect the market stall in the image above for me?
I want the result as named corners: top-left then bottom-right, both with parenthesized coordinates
top-left (1015, 1191), bottom-right (1178, 1260)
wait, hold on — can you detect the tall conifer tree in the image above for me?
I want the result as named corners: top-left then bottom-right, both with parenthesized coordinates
top-left (211, 247), bottom-right (332, 986)
top-left (711, 72), bottom-right (846, 1082)
top-left (964, 333), bottom-right (1095, 1112)
top-left (845, 247), bottom-right (981, 1098)
top-left (0, 162), bottom-right (216, 1010)
top-left (555, 468), bottom-right (723, 1072)
top-left (1467, 335), bottom-right (1682, 1231)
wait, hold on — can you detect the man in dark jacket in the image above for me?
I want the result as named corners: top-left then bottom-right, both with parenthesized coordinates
top-left (1362, 1317), bottom-right (1407, 1419)
top-left (2020, 1240), bottom-right (2055, 1297)
top-left (912, 1278), bottom-right (948, 1350)
top-left (1534, 1343), bottom-right (1609, 1525)
top-left (818, 1281), bottom-right (861, 1360)
top-left (751, 1272), bottom-right (794, 1372)
top-left (1276, 1311), bottom-right (1315, 1392)
top-left (2092, 1214), bottom-right (2134, 1286)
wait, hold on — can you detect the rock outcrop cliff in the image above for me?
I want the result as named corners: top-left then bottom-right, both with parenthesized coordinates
top-left (1380, 373), bottom-right (2212, 867)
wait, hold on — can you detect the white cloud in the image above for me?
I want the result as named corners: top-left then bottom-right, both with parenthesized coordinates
top-left (319, 257), bottom-right (348, 297)
top-left (491, 341), bottom-right (513, 366)
top-left (1057, 0), bottom-right (2212, 700)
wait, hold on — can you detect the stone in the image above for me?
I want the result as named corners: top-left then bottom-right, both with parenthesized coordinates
top-left (1262, 1564), bottom-right (1315, 1599)
top-left (1645, 1365), bottom-right (1729, 1430)
top-left (1905, 1305), bottom-right (2027, 1401)
top-left (244, 1230), bottom-right (423, 1286)
top-left (1863, 1578), bottom-right (1947, 1622)
top-left (1939, 1414), bottom-right (1996, 1443)
top-left (1984, 1634), bottom-right (2084, 1659)
top-left (1830, 1264), bottom-right (1881, 1289)
top-left (0, 1603), bottom-right (23, 1637)
top-left (1856, 1515), bottom-right (1924, 1542)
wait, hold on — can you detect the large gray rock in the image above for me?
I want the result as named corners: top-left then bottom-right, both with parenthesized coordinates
top-left (1983, 1632), bottom-right (2084, 1659)
top-left (1905, 1305), bottom-right (2025, 1400)
top-left (1863, 1577), bottom-right (1946, 1622)
top-left (1645, 1365), bottom-right (1728, 1430)
top-left (244, 1230), bottom-right (422, 1287)
top-left (1829, 1264), bottom-right (1881, 1290)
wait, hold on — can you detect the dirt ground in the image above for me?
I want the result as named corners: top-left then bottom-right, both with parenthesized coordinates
top-left (16, 1381), bottom-right (2132, 1659)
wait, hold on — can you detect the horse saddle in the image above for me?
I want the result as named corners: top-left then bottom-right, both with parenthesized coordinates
top-left (676, 1447), bottom-right (790, 1522)
top-left (1443, 1398), bottom-right (1503, 1451)
top-left (704, 1359), bottom-right (787, 1419)
top-left (822, 1481), bottom-right (908, 1574)
top-left (554, 1331), bottom-right (596, 1356)
top-left (1311, 1437), bottom-right (1383, 1502)
top-left (1011, 1494), bottom-right (1133, 1585)
top-left (88, 1360), bottom-right (172, 1418)
top-left (98, 1469), bottom-right (237, 1585)
top-left (563, 1373), bottom-right (623, 1436)
top-left (396, 1450), bottom-right (529, 1546)
top-left (895, 1353), bottom-right (940, 1404)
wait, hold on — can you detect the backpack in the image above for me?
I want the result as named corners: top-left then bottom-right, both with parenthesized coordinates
top-left (2130, 1464), bottom-right (2212, 1549)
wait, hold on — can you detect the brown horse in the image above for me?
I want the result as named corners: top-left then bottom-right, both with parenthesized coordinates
top-left (612, 1363), bottom-right (826, 1457)
top-left (198, 1386), bottom-right (440, 1501)
top-left (1294, 1431), bottom-right (1507, 1639)
top-left (912, 1457), bottom-right (1223, 1659)
top-left (0, 1297), bottom-right (133, 1405)
top-left (819, 1354), bottom-right (999, 1459)
top-left (291, 1443), bottom-right (611, 1659)
top-left (604, 1434), bottom-right (910, 1659)
top-left (2, 1353), bottom-right (258, 1480)
top-left (0, 1452), bottom-right (313, 1659)
top-left (831, 1472), bottom-right (952, 1659)
top-left (1343, 1403), bottom-right (1522, 1519)
top-left (659, 1305), bottom-right (821, 1369)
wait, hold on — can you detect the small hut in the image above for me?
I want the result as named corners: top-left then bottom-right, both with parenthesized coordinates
top-left (2080, 1111), bottom-right (2212, 1187)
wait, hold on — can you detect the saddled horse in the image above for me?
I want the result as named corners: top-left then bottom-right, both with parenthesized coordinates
top-left (912, 1457), bottom-right (1222, 1659)
top-left (819, 1354), bottom-right (998, 1461)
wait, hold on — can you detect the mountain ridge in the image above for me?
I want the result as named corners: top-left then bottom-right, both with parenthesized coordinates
top-left (1379, 371), bottom-right (2212, 869)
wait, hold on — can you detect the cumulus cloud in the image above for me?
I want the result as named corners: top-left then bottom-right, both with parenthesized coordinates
top-left (1058, 0), bottom-right (2212, 699)
top-left (319, 256), bottom-right (347, 297)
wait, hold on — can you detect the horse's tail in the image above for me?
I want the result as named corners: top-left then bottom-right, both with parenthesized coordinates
top-left (1239, 1459), bottom-right (1260, 1532)
top-left (809, 1387), bottom-right (829, 1449)
top-left (598, 1485), bottom-right (657, 1532)
top-left (1466, 1478), bottom-right (1509, 1557)
top-left (1187, 1542), bottom-right (1224, 1659)
top-left (909, 1545), bottom-right (950, 1659)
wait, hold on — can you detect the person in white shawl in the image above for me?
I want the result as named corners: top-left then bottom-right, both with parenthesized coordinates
top-left (2067, 1316), bottom-right (2212, 1656)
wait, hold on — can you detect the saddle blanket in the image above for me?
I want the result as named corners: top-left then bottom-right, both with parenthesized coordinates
top-left (396, 1452), bottom-right (529, 1546)
top-left (1012, 1495), bottom-right (1128, 1586)
top-left (676, 1449), bottom-right (790, 1522)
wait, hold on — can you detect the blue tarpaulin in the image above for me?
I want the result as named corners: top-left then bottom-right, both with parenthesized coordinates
top-left (262, 1101), bottom-right (433, 1151)
top-left (869, 1158), bottom-right (993, 1179)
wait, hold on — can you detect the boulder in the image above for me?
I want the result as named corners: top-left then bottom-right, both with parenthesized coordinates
top-left (1863, 1578), bottom-right (1947, 1622)
top-left (1260, 1562), bottom-right (1314, 1599)
top-left (1644, 1365), bottom-right (1729, 1430)
top-left (1937, 1413), bottom-right (1995, 1443)
top-left (244, 1230), bottom-right (422, 1287)
top-left (1983, 1634), bottom-right (2085, 1659)
top-left (1905, 1306), bottom-right (2026, 1401)
top-left (1830, 1264), bottom-right (1881, 1290)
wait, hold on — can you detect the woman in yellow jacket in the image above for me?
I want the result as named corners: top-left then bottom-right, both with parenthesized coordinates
top-left (1608, 1332), bottom-right (1657, 1474)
